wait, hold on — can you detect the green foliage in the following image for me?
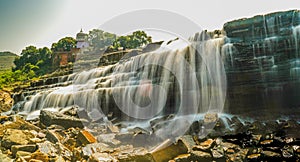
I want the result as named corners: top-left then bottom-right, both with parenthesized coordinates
top-left (88, 29), bottom-right (116, 49)
top-left (13, 46), bottom-right (53, 76)
top-left (112, 31), bottom-right (152, 50)
top-left (51, 37), bottom-right (76, 51)
top-left (0, 69), bottom-right (32, 90)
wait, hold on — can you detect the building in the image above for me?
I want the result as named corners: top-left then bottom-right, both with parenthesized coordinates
top-left (76, 29), bottom-right (89, 48)
top-left (53, 29), bottom-right (89, 66)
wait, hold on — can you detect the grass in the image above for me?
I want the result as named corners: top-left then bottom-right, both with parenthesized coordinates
top-left (0, 51), bottom-right (17, 72)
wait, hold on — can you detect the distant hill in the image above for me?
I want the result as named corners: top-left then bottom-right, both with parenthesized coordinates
top-left (0, 51), bottom-right (17, 71)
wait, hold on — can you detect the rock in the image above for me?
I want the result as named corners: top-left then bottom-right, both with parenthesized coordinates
top-left (82, 143), bottom-right (111, 158)
top-left (260, 139), bottom-right (273, 145)
top-left (190, 150), bottom-right (212, 161)
top-left (282, 145), bottom-right (294, 158)
top-left (11, 145), bottom-right (37, 157)
top-left (97, 134), bottom-right (121, 146)
top-left (0, 91), bottom-right (14, 113)
top-left (262, 150), bottom-right (281, 159)
top-left (173, 154), bottom-right (191, 162)
top-left (77, 130), bottom-right (97, 146)
top-left (193, 139), bottom-right (214, 151)
top-left (40, 110), bottom-right (88, 129)
top-left (46, 130), bottom-right (62, 143)
top-left (88, 152), bottom-right (117, 162)
top-left (30, 151), bottom-right (49, 162)
top-left (1, 129), bottom-right (35, 149)
top-left (113, 147), bottom-right (153, 162)
top-left (247, 153), bottom-right (261, 161)
top-left (150, 139), bottom-right (188, 162)
top-left (0, 116), bottom-right (40, 136)
top-left (227, 149), bottom-right (248, 162)
top-left (211, 145), bottom-right (224, 159)
top-left (204, 113), bottom-right (218, 123)
top-left (15, 151), bottom-right (32, 159)
top-left (0, 151), bottom-right (13, 162)
top-left (177, 135), bottom-right (196, 152)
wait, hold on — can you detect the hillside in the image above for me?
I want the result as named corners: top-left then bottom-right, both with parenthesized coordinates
top-left (0, 51), bottom-right (17, 71)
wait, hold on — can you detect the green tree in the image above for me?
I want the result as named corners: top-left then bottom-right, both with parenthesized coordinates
top-left (13, 46), bottom-right (53, 76)
top-left (51, 37), bottom-right (76, 51)
top-left (112, 30), bottom-right (152, 50)
top-left (88, 29), bottom-right (116, 49)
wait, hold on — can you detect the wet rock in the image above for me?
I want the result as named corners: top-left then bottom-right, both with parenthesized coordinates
top-left (220, 142), bottom-right (239, 152)
top-left (11, 145), bottom-right (37, 157)
top-left (204, 113), bottom-right (218, 123)
top-left (191, 151), bottom-right (211, 161)
top-left (193, 139), bottom-right (215, 151)
top-left (247, 153), bottom-right (261, 161)
top-left (0, 91), bottom-right (14, 113)
top-left (177, 135), bottom-right (196, 152)
top-left (260, 139), bottom-right (273, 146)
top-left (1, 129), bottom-right (35, 149)
top-left (77, 130), bottom-right (97, 146)
top-left (97, 134), bottom-right (121, 146)
top-left (173, 154), bottom-right (191, 162)
top-left (82, 143), bottom-right (111, 158)
top-left (211, 145), bottom-right (224, 159)
top-left (262, 150), bottom-right (281, 159)
top-left (40, 110), bottom-right (88, 129)
top-left (226, 148), bottom-right (248, 162)
top-left (282, 145), bottom-right (294, 158)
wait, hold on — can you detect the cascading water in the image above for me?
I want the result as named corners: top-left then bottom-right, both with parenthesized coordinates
top-left (13, 31), bottom-right (227, 143)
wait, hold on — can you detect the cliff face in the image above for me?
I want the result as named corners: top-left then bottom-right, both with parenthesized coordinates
top-left (222, 10), bottom-right (300, 119)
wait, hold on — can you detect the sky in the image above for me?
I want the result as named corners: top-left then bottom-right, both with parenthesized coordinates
top-left (0, 0), bottom-right (299, 54)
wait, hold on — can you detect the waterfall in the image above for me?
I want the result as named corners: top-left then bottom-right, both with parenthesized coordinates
top-left (14, 32), bottom-right (227, 139)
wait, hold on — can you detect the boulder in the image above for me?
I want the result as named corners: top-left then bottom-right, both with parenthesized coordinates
top-left (11, 144), bottom-right (37, 157)
top-left (0, 91), bottom-right (13, 113)
top-left (40, 110), bottom-right (88, 129)
top-left (77, 130), bottom-right (97, 146)
top-left (1, 129), bottom-right (35, 149)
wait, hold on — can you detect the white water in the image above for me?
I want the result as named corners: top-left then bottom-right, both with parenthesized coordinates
top-left (17, 33), bottom-right (227, 136)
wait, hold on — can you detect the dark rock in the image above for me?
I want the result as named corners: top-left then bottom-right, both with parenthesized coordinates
top-left (150, 139), bottom-right (188, 162)
top-left (40, 110), bottom-right (88, 129)
top-left (173, 154), bottom-right (191, 162)
top-left (11, 144), bottom-right (37, 157)
top-left (262, 150), bottom-right (281, 160)
top-left (193, 139), bottom-right (214, 151)
top-left (282, 145), bottom-right (294, 158)
top-left (211, 145), bottom-right (224, 159)
top-left (190, 150), bottom-right (212, 161)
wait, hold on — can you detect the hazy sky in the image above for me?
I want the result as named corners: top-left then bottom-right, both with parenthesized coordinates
top-left (0, 0), bottom-right (299, 54)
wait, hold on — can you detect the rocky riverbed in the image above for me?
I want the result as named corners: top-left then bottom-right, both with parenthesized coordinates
top-left (0, 108), bottom-right (299, 162)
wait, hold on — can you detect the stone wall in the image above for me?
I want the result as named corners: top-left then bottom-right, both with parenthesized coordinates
top-left (222, 10), bottom-right (300, 119)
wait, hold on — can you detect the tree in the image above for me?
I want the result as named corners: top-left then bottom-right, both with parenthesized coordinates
top-left (51, 37), bottom-right (76, 51)
top-left (13, 46), bottom-right (53, 76)
top-left (88, 29), bottom-right (116, 49)
top-left (112, 30), bottom-right (152, 50)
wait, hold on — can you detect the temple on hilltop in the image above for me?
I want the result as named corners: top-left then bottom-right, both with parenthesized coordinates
top-left (53, 29), bottom-right (90, 66)
top-left (76, 29), bottom-right (89, 48)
